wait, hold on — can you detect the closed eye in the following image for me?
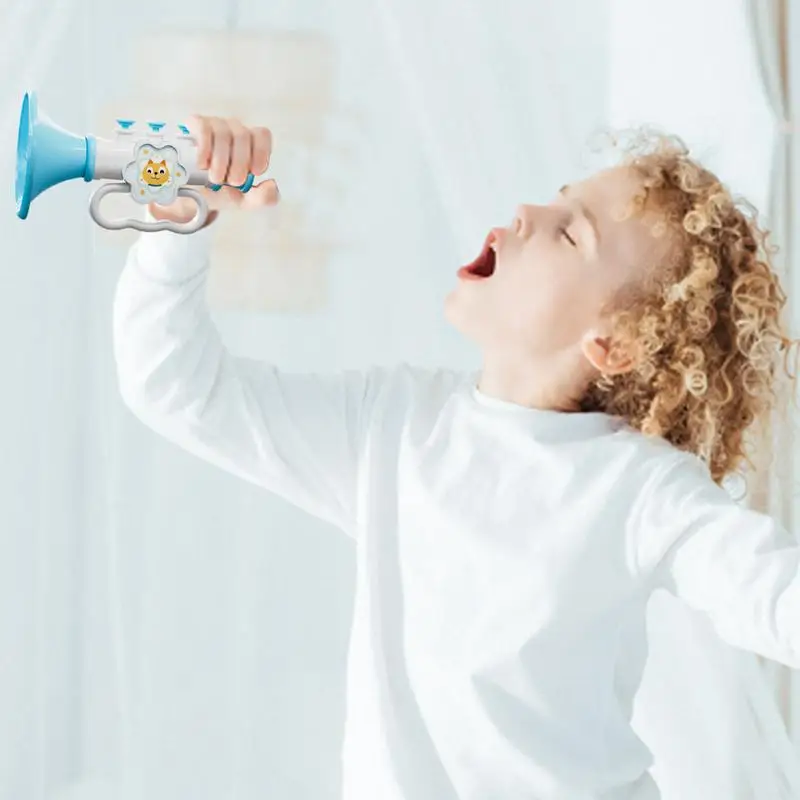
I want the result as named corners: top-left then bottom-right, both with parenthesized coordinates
top-left (560, 228), bottom-right (576, 247)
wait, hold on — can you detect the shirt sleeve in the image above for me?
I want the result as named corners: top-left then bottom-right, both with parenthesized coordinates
top-left (112, 221), bottom-right (386, 538)
top-left (636, 454), bottom-right (800, 668)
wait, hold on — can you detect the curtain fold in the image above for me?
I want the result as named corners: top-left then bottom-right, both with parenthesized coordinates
top-left (744, 0), bottom-right (798, 751)
top-left (745, 0), bottom-right (794, 558)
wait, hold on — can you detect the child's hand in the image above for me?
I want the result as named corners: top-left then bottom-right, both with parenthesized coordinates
top-left (149, 115), bottom-right (279, 225)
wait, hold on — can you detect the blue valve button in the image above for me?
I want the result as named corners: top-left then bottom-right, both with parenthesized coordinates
top-left (116, 119), bottom-right (135, 129)
top-left (147, 122), bottom-right (166, 132)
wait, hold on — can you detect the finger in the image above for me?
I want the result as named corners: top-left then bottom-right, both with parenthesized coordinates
top-left (194, 186), bottom-right (218, 203)
top-left (251, 126), bottom-right (273, 176)
top-left (193, 186), bottom-right (223, 211)
top-left (207, 117), bottom-right (232, 185)
top-left (216, 185), bottom-right (244, 207)
top-left (187, 115), bottom-right (213, 170)
top-left (227, 119), bottom-right (252, 187)
top-left (148, 196), bottom-right (198, 224)
top-left (200, 185), bottom-right (242, 212)
top-left (240, 178), bottom-right (280, 210)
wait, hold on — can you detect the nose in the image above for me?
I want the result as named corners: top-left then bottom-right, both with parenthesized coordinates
top-left (513, 203), bottom-right (553, 238)
top-left (512, 205), bottom-right (531, 238)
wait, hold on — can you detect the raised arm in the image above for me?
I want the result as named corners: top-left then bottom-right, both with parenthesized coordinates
top-left (112, 115), bottom-right (384, 537)
top-left (634, 454), bottom-right (800, 668)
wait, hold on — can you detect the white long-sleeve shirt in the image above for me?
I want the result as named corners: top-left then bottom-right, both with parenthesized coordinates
top-left (113, 223), bottom-right (800, 800)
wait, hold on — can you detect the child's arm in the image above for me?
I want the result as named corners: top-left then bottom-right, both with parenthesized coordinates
top-left (113, 115), bottom-right (384, 538)
top-left (635, 455), bottom-right (800, 668)
top-left (113, 221), bottom-right (383, 537)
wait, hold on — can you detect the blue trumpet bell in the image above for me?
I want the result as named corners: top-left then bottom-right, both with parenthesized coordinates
top-left (15, 91), bottom-right (95, 219)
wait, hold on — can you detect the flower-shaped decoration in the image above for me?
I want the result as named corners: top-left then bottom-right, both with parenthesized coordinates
top-left (123, 143), bottom-right (189, 205)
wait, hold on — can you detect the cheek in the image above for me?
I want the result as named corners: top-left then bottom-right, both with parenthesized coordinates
top-left (502, 252), bottom-right (576, 313)
top-left (501, 258), bottom-right (601, 340)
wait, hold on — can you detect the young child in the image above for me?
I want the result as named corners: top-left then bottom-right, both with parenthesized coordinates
top-left (113, 115), bottom-right (800, 800)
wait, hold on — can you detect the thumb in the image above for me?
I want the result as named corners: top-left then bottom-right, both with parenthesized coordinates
top-left (240, 179), bottom-right (280, 211)
top-left (198, 185), bottom-right (242, 211)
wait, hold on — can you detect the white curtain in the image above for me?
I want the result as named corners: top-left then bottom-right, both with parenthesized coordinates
top-left (0, 2), bottom-right (93, 799)
top-left (746, 0), bottom-right (799, 741)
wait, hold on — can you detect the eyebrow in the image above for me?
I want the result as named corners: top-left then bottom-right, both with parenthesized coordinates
top-left (558, 184), bottom-right (601, 252)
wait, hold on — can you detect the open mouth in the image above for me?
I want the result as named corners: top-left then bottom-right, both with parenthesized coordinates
top-left (458, 230), bottom-right (497, 280)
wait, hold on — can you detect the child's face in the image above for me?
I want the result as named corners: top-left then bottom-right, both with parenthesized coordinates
top-left (445, 167), bottom-right (667, 373)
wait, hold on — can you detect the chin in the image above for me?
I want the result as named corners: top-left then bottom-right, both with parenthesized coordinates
top-left (444, 288), bottom-right (468, 330)
top-left (444, 290), bottom-right (492, 345)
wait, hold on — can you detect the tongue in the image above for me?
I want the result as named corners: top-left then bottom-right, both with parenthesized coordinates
top-left (464, 240), bottom-right (495, 277)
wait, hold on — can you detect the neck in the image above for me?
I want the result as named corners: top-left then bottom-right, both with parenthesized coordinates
top-left (477, 350), bottom-right (591, 412)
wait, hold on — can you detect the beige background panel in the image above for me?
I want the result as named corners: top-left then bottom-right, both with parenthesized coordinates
top-left (96, 30), bottom-right (346, 312)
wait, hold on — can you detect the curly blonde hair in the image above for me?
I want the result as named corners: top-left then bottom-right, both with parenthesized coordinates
top-left (579, 128), bottom-right (798, 485)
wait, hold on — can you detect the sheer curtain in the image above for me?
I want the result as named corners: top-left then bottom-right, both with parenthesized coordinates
top-left (746, 0), bottom-right (799, 745)
top-left (0, 2), bottom-right (95, 799)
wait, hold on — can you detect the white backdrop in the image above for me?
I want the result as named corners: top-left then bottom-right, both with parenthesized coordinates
top-left (1, 1), bottom-right (798, 798)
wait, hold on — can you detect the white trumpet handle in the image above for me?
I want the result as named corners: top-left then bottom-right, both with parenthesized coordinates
top-left (89, 183), bottom-right (208, 234)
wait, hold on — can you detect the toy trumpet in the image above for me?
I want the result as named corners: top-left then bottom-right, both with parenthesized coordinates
top-left (15, 91), bottom-right (258, 234)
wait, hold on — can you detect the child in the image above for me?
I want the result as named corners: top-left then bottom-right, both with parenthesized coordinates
top-left (113, 115), bottom-right (800, 800)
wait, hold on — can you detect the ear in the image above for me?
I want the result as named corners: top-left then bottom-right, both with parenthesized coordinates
top-left (581, 333), bottom-right (637, 376)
